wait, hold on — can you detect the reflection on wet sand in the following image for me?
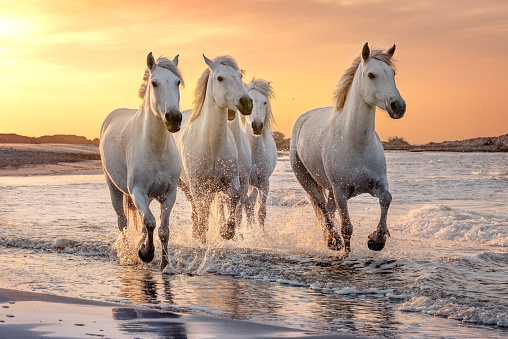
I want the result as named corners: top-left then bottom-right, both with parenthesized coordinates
top-left (114, 262), bottom-right (403, 335)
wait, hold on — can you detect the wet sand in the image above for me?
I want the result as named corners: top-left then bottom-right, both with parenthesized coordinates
top-left (0, 288), bottom-right (352, 338)
top-left (0, 144), bottom-right (102, 176)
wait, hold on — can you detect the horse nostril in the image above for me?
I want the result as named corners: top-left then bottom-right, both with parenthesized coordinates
top-left (239, 96), bottom-right (253, 115)
top-left (165, 111), bottom-right (182, 125)
top-left (251, 121), bottom-right (263, 134)
top-left (390, 102), bottom-right (398, 111)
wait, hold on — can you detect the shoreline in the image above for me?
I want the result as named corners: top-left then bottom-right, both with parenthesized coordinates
top-left (0, 288), bottom-right (352, 338)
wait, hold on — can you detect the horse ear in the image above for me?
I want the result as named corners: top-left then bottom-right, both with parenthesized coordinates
top-left (203, 54), bottom-right (217, 71)
top-left (147, 52), bottom-right (155, 71)
top-left (387, 44), bottom-right (396, 58)
top-left (172, 54), bottom-right (179, 67)
top-left (362, 42), bottom-right (370, 62)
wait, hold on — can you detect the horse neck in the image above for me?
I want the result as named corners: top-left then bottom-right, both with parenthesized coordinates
top-left (335, 73), bottom-right (377, 146)
top-left (228, 115), bottom-right (242, 137)
top-left (136, 96), bottom-right (169, 149)
top-left (195, 89), bottom-right (229, 148)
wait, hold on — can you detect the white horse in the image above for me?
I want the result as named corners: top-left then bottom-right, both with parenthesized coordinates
top-left (290, 43), bottom-right (406, 252)
top-left (100, 53), bottom-right (183, 269)
top-left (240, 78), bottom-right (277, 230)
top-left (174, 55), bottom-right (253, 243)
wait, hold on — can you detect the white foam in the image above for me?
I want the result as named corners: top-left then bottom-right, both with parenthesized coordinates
top-left (399, 296), bottom-right (508, 327)
top-left (393, 205), bottom-right (508, 246)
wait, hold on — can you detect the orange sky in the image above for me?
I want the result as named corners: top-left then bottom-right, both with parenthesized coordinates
top-left (1, 0), bottom-right (507, 144)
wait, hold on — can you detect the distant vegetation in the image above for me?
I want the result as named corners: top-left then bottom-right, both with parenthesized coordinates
top-left (272, 131), bottom-right (290, 151)
top-left (0, 133), bottom-right (99, 145)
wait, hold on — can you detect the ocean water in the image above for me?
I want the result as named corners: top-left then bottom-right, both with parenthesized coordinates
top-left (0, 152), bottom-right (507, 338)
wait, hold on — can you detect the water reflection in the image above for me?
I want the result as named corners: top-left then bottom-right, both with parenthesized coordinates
top-left (112, 307), bottom-right (187, 339)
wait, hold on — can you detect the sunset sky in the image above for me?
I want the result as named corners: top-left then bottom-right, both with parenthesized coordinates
top-left (1, 0), bottom-right (507, 144)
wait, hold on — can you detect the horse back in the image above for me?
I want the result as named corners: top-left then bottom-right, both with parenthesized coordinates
top-left (290, 107), bottom-right (334, 187)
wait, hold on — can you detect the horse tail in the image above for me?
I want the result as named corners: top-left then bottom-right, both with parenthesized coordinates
top-left (123, 194), bottom-right (140, 231)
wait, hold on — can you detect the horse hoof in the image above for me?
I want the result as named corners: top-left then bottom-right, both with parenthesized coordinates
top-left (160, 256), bottom-right (168, 270)
top-left (220, 222), bottom-right (235, 240)
top-left (367, 239), bottom-right (386, 251)
top-left (138, 244), bottom-right (155, 263)
top-left (327, 233), bottom-right (343, 251)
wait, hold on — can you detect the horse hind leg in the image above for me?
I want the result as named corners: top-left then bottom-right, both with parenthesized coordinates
top-left (367, 183), bottom-right (392, 251)
top-left (105, 175), bottom-right (127, 232)
top-left (290, 151), bottom-right (342, 251)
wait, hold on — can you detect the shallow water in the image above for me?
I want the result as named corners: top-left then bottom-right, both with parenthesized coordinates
top-left (0, 152), bottom-right (507, 338)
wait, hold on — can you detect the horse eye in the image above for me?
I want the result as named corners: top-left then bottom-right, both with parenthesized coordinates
top-left (151, 81), bottom-right (158, 88)
top-left (263, 101), bottom-right (267, 105)
top-left (217, 76), bottom-right (224, 82)
top-left (368, 73), bottom-right (376, 80)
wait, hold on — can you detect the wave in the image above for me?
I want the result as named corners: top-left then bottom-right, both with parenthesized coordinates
top-left (400, 296), bottom-right (508, 327)
top-left (393, 205), bottom-right (508, 246)
top-left (0, 235), bottom-right (113, 257)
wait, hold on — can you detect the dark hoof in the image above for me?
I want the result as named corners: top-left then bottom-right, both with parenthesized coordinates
top-left (326, 232), bottom-right (343, 251)
top-left (138, 244), bottom-right (155, 263)
top-left (367, 239), bottom-right (386, 251)
top-left (160, 256), bottom-right (168, 270)
top-left (220, 221), bottom-right (235, 240)
top-left (367, 230), bottom-right (387, 251)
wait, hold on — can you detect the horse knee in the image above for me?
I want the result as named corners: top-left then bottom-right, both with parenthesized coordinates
top-left (143, 214), bottom-right (157, 231)
top-left (158, 227), bottom-right (169, 243)
top-left (379, 190), bottom-right (392, 207)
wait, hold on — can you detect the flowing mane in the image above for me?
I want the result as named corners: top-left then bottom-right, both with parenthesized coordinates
top-left (332, 48), bottom-right (396, 113)
top-left (138, 56), bottom-right (184, 99)
top-left (247, 78), bottom-right (276, 131)
top-left (189, 55), bottom-right (245, 122)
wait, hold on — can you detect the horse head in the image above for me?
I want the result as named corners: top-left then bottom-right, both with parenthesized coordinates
top-left (203, 55), bottom-right (253, 116)
top-left (245, 78), bottom-right (275, 135)
top-left (359, 43), bottom-right (406, 119)
top-left (146, 52), bottom-right (183, 132)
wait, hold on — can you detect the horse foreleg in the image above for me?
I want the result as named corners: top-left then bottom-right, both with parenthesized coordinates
top-left (332, 189), bottom-right (352, 253)
top-left (235, 175), bottom-right (250, 229)
top-left (105, 175), bottom-right (127, 233)
top-left (257, 183), bottom-right (269, 232)
top-left (159, 187), bottom-right (177, 269)
top-left (179, 180), bottom-right (199, 234)
top-left (244, 186), bottom-right (258, 226)
top-left (130, 188), bottom-right (156, 263)
top-left (368, 184), bottom-right (392, 251)
top-left (222, 179), bottom-right (240, 240)
top-left (193, 190), bottom-right (213, 244)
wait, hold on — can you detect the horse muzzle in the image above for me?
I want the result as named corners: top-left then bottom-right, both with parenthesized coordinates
top-left (228, 109), bottom-right (236, 121)
top-left (251, 121), bottom-right (263, 135)
top-left (237, 96), bottom-right (253, 116)
top-left (387, 99), bottom-right (406, 119)
top-left (165, 110), bottom-right (182, 133)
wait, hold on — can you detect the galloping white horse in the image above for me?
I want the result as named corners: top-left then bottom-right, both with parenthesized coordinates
top-left (100, 53), bottom-right (183, 269)
top-left (240, 78), bottom-right (277, 230)
top-left (174, 55), bottom-right (253, 243)
top-left (290, 43), bottom-right (406, 252)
